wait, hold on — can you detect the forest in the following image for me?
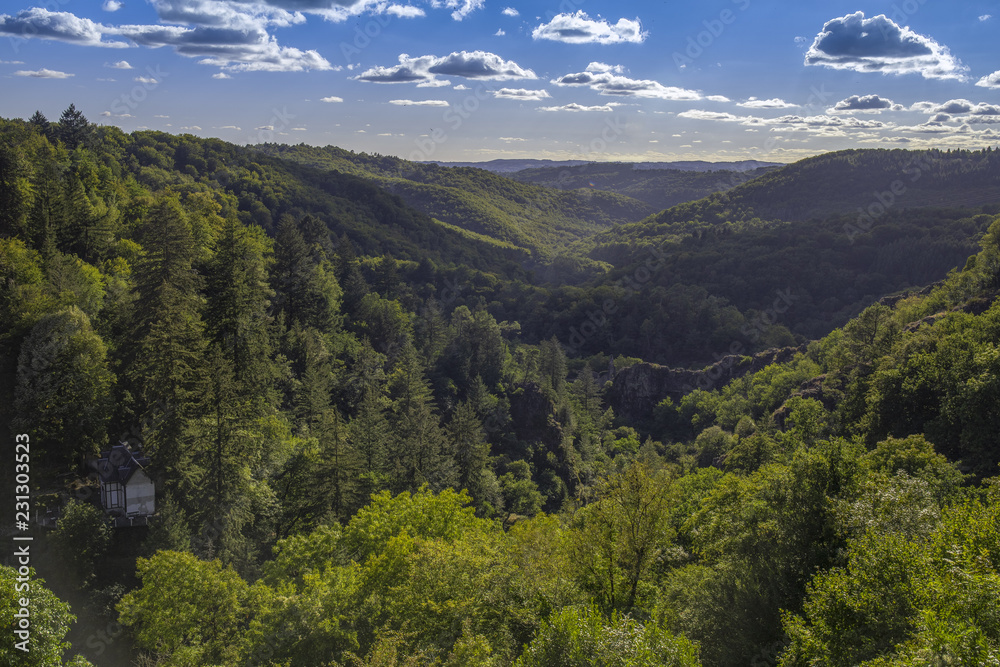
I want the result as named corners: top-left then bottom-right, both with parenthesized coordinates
top-left (2, 106), bottom-right (1000, 667)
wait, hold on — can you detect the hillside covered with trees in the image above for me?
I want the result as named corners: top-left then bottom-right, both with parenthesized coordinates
top-left (3, 108), bottom-right (1000, 667)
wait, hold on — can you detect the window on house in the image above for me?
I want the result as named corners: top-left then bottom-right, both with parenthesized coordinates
top-left (103, 482), bottom-right (123, 509)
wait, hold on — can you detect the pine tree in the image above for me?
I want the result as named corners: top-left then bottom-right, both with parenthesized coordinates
top-left (128, 196), bottom-right (208, 496)
top-left (0, 140), bottom-right (29, 238)
top-left (57, 103), bottom-right (92, 149)
top-left (350, 387), bottom-right (391, 501)
top-left (448, 400), bottom-right (491, 502)
top-left (28, 110), bottom-right (51, 139)
top-left (206, 215), bottom-right (275, 406)
top-left (387, 345), bottom-right (455, 492)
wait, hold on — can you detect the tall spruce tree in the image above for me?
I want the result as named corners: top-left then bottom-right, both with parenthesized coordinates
top-left (387, 344), bottom-right (455, 492)
top-left (129, 196), bottom-right (208, 496)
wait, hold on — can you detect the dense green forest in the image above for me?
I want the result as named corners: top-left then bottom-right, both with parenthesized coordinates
top-left (3, 108), bottom-right (1000, 667)
top-left (506, 162), bottom-right (779, 213)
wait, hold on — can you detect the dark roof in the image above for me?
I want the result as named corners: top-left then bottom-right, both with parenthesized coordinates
top-left (96, 443), bottom-right (151, 485)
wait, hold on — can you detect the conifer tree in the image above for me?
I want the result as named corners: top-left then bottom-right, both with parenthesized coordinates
top-left (350, 387), bottom-right (391, 501)
top-left (57, 103), bottom-right (92, 150)
top-left (206, 215), bottom-right (275, 406)
top-left (448, 400), bottom-right (491, 502)
top-left (387, 344), bottom-right (455, 492)
top-left (128, 196), bottom-right (208, 495)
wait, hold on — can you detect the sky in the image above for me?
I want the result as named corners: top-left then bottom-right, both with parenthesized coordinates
top-left (3, 0), bottom-right (1000, 163)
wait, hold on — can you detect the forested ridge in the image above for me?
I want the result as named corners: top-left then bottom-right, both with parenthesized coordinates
top-left (3, 108), bottom-right (1000, 667)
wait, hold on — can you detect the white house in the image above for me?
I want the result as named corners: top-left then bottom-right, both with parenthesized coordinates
top-left (95, 443), bottom-right (155, 526)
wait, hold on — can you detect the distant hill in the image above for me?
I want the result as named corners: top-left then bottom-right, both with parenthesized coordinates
top-left (507, 162), bottom-right (780, 213)
top-left (253, 144), bottom-right (656, 263)
top-left (427, 158), bottom-right (781, 173)
top-left (653, 148), bottom-right (1000, 224)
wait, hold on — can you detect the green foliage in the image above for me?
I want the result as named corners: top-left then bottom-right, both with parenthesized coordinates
top-left (0, 566), bottom-right (85, 666)
top-left (117, 551), bottom-right (250, 665)
top-left (50, 500), bottom-right (112, 587)
top-left (515, 605), bottom-right (701, 667)
top-left (13, 307), bottom-right (114, 466)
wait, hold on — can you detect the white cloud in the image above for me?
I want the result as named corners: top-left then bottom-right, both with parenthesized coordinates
top-left (502, 7), bottom-right (518, 17)
top-left (429, 0), bottom-right (484, 21)
top-left (217, 125), bottom-right (241, 130)
top-left (357, 50), bottom-right (536, 85)
top-left (976, 71), bottom-right (1000, 89)
top-left (212, 72), bottom-right (231, 79)
top-left (737, 97), bottom-right (797, 109)
top-left (154, 114), bottom-right (169, 118)
top-left (180, 125), bottom-right (202, 131)
top-left (389, 99), bottom-right (450, 106)
top-left (706, 95), bottom-right (731, 102)
top-left (831, 94), bottom-right (903, 112)
top-left (552, 67), bottom-right (701, 101)
top-left (586, 62), bottom-right (624, 74)
top-left (980, 14), bottom-right (992, 21)
top-left (102, 0), bottom-right (122, 11)
top-left (0, 8), bottom-right (128, 47)
top-left (539, 103), bottom-right (616, 112)
top-left (495, 28), bottom-right (505, 36)
top-left (494, 87), bottom-right (550, 100)
top-left (134, 75), bottom-right (158, 84)
top-left (14, 68), bottom-right (74, 78)
top-left (805, 12), bottom-right (968, 80)
top-left (106, 60), bottom-right (132, 69)
top-left (532, 11), bottom-right (646, 45)
top-left (0, 59), bottom-right (24, 64)
top-left (0, 7), bottom-right (332, 72)
top-left (321, 95), bottom-right (344, 103)
top-left (387, 5), bottom-right (425, 18)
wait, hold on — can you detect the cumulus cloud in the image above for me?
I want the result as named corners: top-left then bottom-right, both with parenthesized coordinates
top-left (102, 0), bottom-right (122, 11)
top-left (502, 7), bottom-right (518, 17)
top-left (737, 97), bottom-right (797, 109)
top-left (494, 87), bottom-right (550, 100)
top-left (0, 8), bottom-right (127, 47)
top-left (532, 11), bottom-right (646, 44)
top-left (321, 95), bottom-right (344, 102)
top-left (831, 94), bottom-right (903, 112)
top-left (389, 98), bottom-right (450, 106)
top-left (706, 95), bottom-right (731, 102)
top-left (495, 29), bottom-right (504, 36)
top-left (429, 0), bottom-right (484, 21)
top-left (980, 14), bottom-right (992, 21)
top-left (976, 71), bottom-right (1000, 89)
top-left (14, 68), bottom-right (74, 78)
top-left (678, 108), bottom-right (890, 133)
top-left (212, 72), bottom-right (231, 79)
top-left (0, 6), bottom-right (333, 72)
top-left (106, 60), bottom-right (132, 69)
top-left (552, 66), bottom-right (701, 101)
top-left (357, 50), bottom-right (536, 85)
top-left (805, 11), bottom-right (968, 80)
top-left (539, 103), bottom-right (618, 112)
top-left (387, 4), bottom-right (425, 18)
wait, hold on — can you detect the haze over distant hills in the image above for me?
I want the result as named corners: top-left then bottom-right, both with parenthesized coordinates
top-left (426, 159), bottom-right (783, 173)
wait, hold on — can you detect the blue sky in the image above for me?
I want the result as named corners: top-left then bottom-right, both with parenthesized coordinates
top-left (3, 0), bottom-right (1000, 163)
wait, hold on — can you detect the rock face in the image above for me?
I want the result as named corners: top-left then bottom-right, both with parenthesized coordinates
top-left (607, 344), bottom-right (808, 424)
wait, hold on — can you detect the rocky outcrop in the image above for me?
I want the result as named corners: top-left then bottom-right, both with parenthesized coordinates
top-left (607, 344), bottom-right (808, 424)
